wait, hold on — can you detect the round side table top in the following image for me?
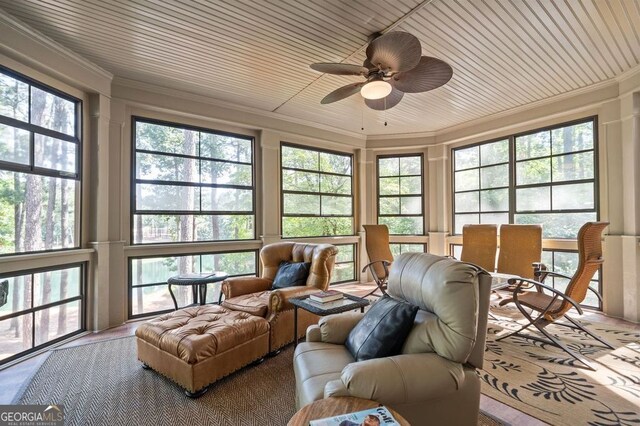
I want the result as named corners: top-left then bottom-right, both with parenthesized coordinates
top-left (167, 271), bottom-right (228, 285)
top-left (288, 396), bottom-right (410, 426)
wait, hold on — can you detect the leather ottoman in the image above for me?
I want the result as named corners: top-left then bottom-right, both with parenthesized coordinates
top-left (135, 305), bottom-right (270, 397)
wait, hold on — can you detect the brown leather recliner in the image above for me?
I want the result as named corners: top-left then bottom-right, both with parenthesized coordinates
top-left (221, 242), bottom-right (338, 352)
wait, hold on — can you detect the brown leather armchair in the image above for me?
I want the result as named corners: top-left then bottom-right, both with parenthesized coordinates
top-left (221, 242), bottom-right (338, 352)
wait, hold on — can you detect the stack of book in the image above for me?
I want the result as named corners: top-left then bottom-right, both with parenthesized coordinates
top-left (309, 290), bottom-right (344, 303)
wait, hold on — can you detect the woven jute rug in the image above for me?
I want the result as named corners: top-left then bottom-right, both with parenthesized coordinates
top-left (17, 337), bottom-right (502, 426)
top-left (482, 304), bottom-right (640, 425)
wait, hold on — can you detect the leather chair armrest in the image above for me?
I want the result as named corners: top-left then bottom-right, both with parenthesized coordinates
top-left (269, 286), bottom-right (319, 312)
top-left (339, 353), bottom-right (465, 405)
top-left (318, 312), bottom-right (364, 344)
top-left (324, 379), bottom-right (350, 398)
top-left (306, 325), bottom-right (322, 342)
top-left (222, 276), bottom-right (272, 299)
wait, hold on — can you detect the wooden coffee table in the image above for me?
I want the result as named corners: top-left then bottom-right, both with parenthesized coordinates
top-left (288, 396), bottom-right (410, 425)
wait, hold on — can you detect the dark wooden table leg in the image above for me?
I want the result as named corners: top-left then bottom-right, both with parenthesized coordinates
top-left (199, 283), bottom-right (207, 305)
top-left (293, 306), bottom-right (298, 348)
top-left (191, 284), bottom-right (198, 305)
top-left (360, 306), bottom-right (364, 313)
top-left (168, 283), bottom-right (178, 310)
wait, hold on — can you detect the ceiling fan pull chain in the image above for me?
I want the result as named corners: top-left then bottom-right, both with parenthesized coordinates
top-left (361, 102), bottom-right (365, 131)
top-left (384, 98), bottom-right (388, 126)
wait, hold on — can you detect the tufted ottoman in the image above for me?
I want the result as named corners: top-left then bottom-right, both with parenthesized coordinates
top-left (135, 305), bottom-right (269, 397)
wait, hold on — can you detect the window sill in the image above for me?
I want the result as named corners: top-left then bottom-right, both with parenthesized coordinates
top-left (0, 248), bottom-right (95, 275)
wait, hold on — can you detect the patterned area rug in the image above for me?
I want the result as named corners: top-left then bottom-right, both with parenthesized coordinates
top-left (17, 337), bottom-right (501, 426)
top-left (482, 304), bottom-right (640, 425)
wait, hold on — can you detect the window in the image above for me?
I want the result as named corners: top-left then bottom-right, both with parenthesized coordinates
top-left (514, 122), bottom-right (597, 238)
top-left (453, 118), bottom-right (597, 239)
top-left (331, 244), bottom-right (356, 284)
top-left (377, 155), bottom-right (424, 235)
top-left (390, 243), bottom-right (427, 257)
top-left (0, 67), bottom-right (81, 255)
top-left (0, 264), bottom-right (85, 364)
top-left (132, 118), bottom-right (255, 244)
top-left (453, 140), bottom-right (509, 234)
top-left (129, 250), bottom-right (257, 317)
top-left (281, 144), bottom-right (353, 238)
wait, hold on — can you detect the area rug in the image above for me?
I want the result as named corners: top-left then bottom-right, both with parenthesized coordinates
top-left (17, 337), bottom-right (502, 426)
top-left (481, 304), bottom-right (640, 425)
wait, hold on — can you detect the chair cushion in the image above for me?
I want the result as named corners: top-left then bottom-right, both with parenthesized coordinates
top-left (222, 291), bottom-right (271, 317)
top-left (345, 295), bottom-right (418, 362)
top-left (272, 261), bottom-right (311, 289)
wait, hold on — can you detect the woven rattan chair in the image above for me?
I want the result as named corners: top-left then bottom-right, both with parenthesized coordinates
top-left (496, 221), bottom-right (612, 371)
top-left (496, 224), bottom-right (542, 279)
top-left (362, 224), bottom-right (393, 297)
top-left (460, 224), bottom-right (498, 272)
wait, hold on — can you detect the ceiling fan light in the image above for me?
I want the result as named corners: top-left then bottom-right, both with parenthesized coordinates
top-left (360, 80), bottom-right (392, 100)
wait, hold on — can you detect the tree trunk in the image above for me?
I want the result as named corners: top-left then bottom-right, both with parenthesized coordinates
top-left (57, 176), bottom-right (69, 334)
top-left (22, 87), bottom-right (48, 348)
top-left (135, 215), bottom-right (143, 313)
top-left (10, 174), bottom-right (24, 336)
top-left (178, 130), bottom-right (196, 305)
top-left (38, 178), bottom-right (57, 343)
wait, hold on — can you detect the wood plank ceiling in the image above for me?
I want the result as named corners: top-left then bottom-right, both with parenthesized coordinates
top-left (1, 0), bottom-right (639, 136)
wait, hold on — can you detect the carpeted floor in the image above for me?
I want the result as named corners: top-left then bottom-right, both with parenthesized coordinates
top-left (17, 337), bottom-right (503, 426)
top-left (482, 304), bottom-right (640, 426)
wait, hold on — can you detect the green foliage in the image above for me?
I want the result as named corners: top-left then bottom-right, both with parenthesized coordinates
top-left (281, 145), bottom-right (354, 238)
top-left (134, 121), bottom-right (254, 243)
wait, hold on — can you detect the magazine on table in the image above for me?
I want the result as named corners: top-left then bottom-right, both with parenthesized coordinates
top-left (309, 406), bottom-right (400, 426)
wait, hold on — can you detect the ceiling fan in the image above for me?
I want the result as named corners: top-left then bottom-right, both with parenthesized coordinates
top-left (310, 31), bottom-right (453, 110)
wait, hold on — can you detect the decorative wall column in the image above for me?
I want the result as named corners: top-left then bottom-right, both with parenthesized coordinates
top-left (601, 84), bottom-right (640, 322)
top-left (88, 93), bottom-right (126, 330)
top-left (260, 130), bottom-right (282, 247)
top-left (358, 148), bottom-right (375, 282)
top-left (426, 144), bottom-right (450, 255)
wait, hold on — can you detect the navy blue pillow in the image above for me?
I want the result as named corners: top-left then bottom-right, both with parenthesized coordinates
top-left (345, 295), bottom-right (419, 362)
top-left (272, 261), bottom-right (311, 289)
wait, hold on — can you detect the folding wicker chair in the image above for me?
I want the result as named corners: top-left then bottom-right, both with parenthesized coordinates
top-left (361, 224), bottom-right (393, 297)
top-left (496, 222), bottom-right (612, 371)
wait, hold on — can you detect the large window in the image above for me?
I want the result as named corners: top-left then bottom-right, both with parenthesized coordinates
top-left (281, 143), bottom-right (353, 238)
top-left (129, 251), bottom-right (257, 317)
top-left (132, 118), bottom-right (255, 244)
top-left (0, 264), bottom-right (85, 364)
top-left (453, 118), bottom-right (597, 239)
top-left (377, 155), bottom-right (424, 235)
top-left (453, 139), bottom-right (509, 234)
top-left (0, 67), bottom-right (81, 255)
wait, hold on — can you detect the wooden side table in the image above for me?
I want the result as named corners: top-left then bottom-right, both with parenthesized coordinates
top-left (288, 396), bottom-right (410, 426)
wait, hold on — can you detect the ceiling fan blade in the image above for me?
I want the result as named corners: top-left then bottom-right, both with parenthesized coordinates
top-left (392, 56), bottom-right (453, 93)
top-left (310, 63), bottom-right (369, 76)
top-left (364, 87), bottom-right (404, 110)
top-left (321, 82), bottom-right (365, 104)
top-left (366, 31), bottom-right (422, 73)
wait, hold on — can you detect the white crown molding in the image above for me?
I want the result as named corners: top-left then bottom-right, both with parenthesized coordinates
top-left (616, 63), bottom-right (640, 83)
top-left (368, 78), bottom-right (619, 142)
top-left (0, 10), bottom-right (112, 80)
top-left (112, 76), bottom-right (366, 142)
